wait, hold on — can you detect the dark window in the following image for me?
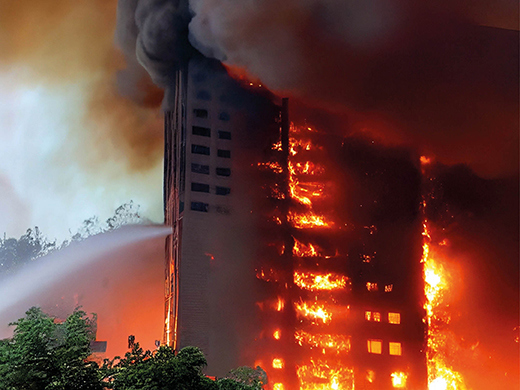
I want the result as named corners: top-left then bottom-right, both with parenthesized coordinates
top-left (192, 126), bottom-right (211, 137)
top-left (196, 90), bottom-right (211, 101)
top-left (216, 167), bottom-right (231, 177)
top-left (218, 131), bottom-right (231, 140)
top-left (191, 182), bottom-right (210, 193)
top-left (219, 111), bottom-right (230, 121)
top-left (191, 163), bottom-right (209, 175)
top-left (217, 149), bottom-right (231, 158)
top-left (191, 144), bottom-right (210, 155)
top-left (193, 109), bottom-right (208, 119)
top-left (216, 186), bottom-right (231, 196)
top-left (179, 201), bottom-right (184, 213)
top-left (191, 202), bottom-right (209, 212)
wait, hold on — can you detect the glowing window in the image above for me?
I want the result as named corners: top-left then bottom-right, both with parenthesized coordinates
top-left (388, 312), bottom-right (401, 324)
top-left (367, 339), bottom-right (382, 354)
top-left (273, 384), bottom-right (285, 390)
top-left (366, 370), bottom-right (375, 383)
top-left (385, 284), bottom-right (393, 292)
top-left (365, 311), bottom-right (381, 322)
top-left (273, 330), bottom-right (281, 340)
top-left (366, 282), bottom-right (378, 291)
top-left (272, 358), bottom-right (284, 369)
top-left (389, 342), bottom-right (402, 356)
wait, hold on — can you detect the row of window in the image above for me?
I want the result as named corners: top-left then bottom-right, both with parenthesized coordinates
top-left (191, 182), bottom-right (230, 195)
top-left (366, 282), bottom-right (393, 292)
top-left (191, 144), bottom-right (231, 158)
top-left (192, 126), bottom-right (232, 140)
top-left (365, 311), bottom-right (401, 324)
top-left (191, 163), bottom-right (231, 177)
top-left (191, 202), bottom-right (230, 215)
top-left (367, 340), bottom-right (402, 356)
top-left (193, 109), bottom-right (231, 122)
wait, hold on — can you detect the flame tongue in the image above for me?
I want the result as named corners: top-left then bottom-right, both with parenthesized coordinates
top-left (256, 123), bottom-right (353, 390)
top-left (422, 157), bottom-right (468, 390)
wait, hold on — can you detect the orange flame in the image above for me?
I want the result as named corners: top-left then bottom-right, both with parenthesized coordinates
top-left (422, 222), bottom-right (468, 390)
top-left (294, 330), bottom-right (351, 353)
top-left (297, 360), bottom-right (354, 390)
top-left (293, 239), bottom-right (319, 257)
top-left (391, 371), bottom-right (407, 388)
top-left (293, 271), bottom-right (350, 291)
top-left (294, 301), bottom-right (333, 324)
top-left (257, 161), bottom-right (283, 174)
top-left (288, 211), bottom-right (332, 229)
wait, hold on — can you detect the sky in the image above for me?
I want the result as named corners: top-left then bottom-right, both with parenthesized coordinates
top-left (0, 0), bottom-right (164, 241)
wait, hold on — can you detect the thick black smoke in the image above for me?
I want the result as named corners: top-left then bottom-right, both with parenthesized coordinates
top-left (115, 0), bottom-right (192, 106)
top-left (116, 0), bottom-right (518, 177)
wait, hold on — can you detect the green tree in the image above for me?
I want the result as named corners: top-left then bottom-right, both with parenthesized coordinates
top-left (226, 366), bottom-right (267, 390)
top-left (0, 307), bottom-right (102, 390)
top-left (0, 228), bottom-right (56, 276)
top-left (103, 344), bottom-right (261, 390)
top-left (0, 202), bottom-right (145, 277)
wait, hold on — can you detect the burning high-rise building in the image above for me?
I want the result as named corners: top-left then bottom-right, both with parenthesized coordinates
top-left (164, 56), bottom-right (429, 389)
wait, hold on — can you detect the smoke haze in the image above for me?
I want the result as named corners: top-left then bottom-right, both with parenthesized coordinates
top-left (0, 0), bottom-right (164, 239)
top-left (116, 0), bottom-right (518, 177)
top-left (0, 225), bottom-right (171, 357)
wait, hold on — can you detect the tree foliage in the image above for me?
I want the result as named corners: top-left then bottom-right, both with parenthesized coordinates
top-left (0, 308), bottom-right (265, 390)
top-left (0, 228), bottom-right (56, 276)
top-left (0, 202), bottom-right (145, 277)
top-left (0, 307), bottom-right (101, 390)
top-left (102, 345), bottom-right (260, 390)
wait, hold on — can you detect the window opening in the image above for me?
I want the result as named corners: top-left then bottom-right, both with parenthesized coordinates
top-left (367, 339), bottom-right (382, 354)
top-left (191, 183), bottom-right (210, 193)
top-left (191, 144), bottom-right (210, 155)
top-left (192, 126), bottom-right (211, 137)
top-left (191, 202), bottom-right (209, 212)
top-left (218, 130), bottom-right (231, 140)
top-left (217, 149), bottom-right (231, 158)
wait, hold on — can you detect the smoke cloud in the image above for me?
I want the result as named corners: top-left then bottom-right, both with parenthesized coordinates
top-left (0, 0), bottom-right (165, 239)
top-left (116, 0), bottom-right (518, 178)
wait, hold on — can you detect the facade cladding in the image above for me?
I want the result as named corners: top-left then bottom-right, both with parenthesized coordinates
top-left (164, 57), bottom-right (427, 388)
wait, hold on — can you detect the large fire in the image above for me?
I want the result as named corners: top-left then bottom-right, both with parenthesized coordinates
top-left (256, 120), bottom-right (473, 389)
top-left (421, 159), bottom-right (468, 390)
top-left (256, 121), bottom-right (353, 389)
